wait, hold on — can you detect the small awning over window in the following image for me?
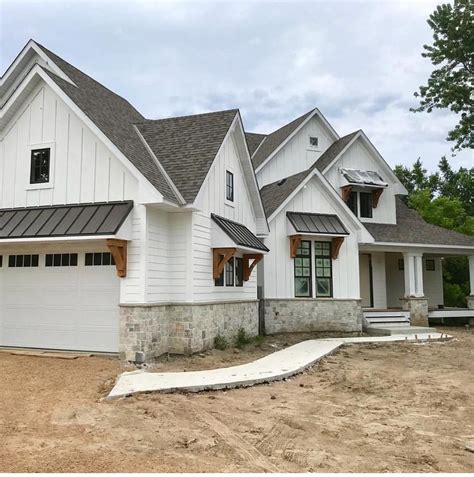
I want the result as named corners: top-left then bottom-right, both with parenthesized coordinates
top-left (211, 214), bottom-right (269, 252)
top-left (287, 212), bottom-right (349, 236)
top-left (0, 201), bottom-right (133, 239)
top-left (340, 168), bottom-right (388, 187)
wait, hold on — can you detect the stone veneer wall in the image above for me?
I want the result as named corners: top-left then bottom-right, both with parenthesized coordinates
top-left (263, 298), bottom-right (363, 334)
top-left (401, 297), bottom-right (429, 327)
top-left (120, 300), bottom-right (258, 361)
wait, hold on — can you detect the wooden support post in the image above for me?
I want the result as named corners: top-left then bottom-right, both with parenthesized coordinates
top-left (341, 185), bottom-right (353, 203)
top-left (372, 188), bottom-right (384, 208)
top-left (331, 237), bottom-right (344, 259)
top-left (212, 248), bottom-right (236, 279)
top-left (106, 239), bottom-right (128, 278)
top-left (243, 254), bottom-right (263, 281)
top-left (290, 235), bottom-right (302, 258)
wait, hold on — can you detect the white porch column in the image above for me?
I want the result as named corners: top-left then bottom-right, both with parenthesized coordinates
top-left (403, 252), bottom-right (424, 297)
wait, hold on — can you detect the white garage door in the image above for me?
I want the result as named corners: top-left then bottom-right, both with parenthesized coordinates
top-left (0, 252), bottom-right (120, 352)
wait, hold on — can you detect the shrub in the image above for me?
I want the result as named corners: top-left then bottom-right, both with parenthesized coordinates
top-left (214, 334), bottom-right (228, 350)
top-left (235, 328), bottom-right (253, 349)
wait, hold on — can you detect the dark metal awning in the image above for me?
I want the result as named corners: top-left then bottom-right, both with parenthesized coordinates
top-left (287, 212), bottom-right (349, 235)
top-left (211, 213), bottom-right (269, 252)
top-left (0, 201), bottom-right (133, 239)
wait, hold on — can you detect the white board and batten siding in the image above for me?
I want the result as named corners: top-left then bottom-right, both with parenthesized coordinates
top-left (256, 116), bottom-right (333, 188)
top-left (264, 177), bottom-right (361, 300)
top-left (323, 138), bottom-right (397, 224)
top-left (192, 131), bottom-right (259, 302)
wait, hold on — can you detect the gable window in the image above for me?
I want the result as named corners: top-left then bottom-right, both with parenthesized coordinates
top-left (309, 136), bottom-right (319, 148)
top-left (226, 170), bottom-right (234, 202)
top-left (30, 148), bottom-right (50, 184)
top-left (359, 192), bottom-right (373, 218)
top-left (425, 259), bottom-right (435, 271)
top-left (315, 242), bottom-right (332, 297)
top-left (347, 192), bottom-right (358, 215)
top-left (294, 240), bottom-right (312, 297)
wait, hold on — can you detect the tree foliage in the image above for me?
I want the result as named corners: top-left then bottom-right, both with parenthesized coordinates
top-left (411, 0), bottom-right (474, 151)
top-left (394, 158), bottom-right (473, 307)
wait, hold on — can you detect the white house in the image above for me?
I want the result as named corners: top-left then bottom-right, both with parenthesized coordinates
top-left (0, 41), bottom-right (269, 361)
top-left (250, 109), bottom-right (474, 333)
top-left (1, 42), bottom-right (473, 361)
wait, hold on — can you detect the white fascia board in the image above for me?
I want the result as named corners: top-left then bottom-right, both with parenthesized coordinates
top-left (255, 108), bottom-right (340, 174)
top-left (133, 125), bottom-right (185, 205)
top-left (0, 66), bottom-right (164, 205)
top-left (359, 242), bottom-right (474, 254)
top-left (1, 40), bottom-right (74, 87)
top-left (0, 235), bottom-right (117, 245)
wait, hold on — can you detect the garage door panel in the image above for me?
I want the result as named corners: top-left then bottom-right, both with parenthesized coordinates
top-left (0, 255), bottom-right (120, 353)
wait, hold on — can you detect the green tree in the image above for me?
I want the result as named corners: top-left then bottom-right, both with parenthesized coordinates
top-left (411, 0), bottom-right (474, 151)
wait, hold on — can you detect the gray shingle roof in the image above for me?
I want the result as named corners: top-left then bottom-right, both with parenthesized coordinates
top-left (135, 110), bottom-right (238, 203)
top-left (35, 42), bottom-right (178, 203)
top-left (314, 131), bottom-right (359, 172)
top-left (259, 169), bottom-right (311, 218)
top-left (245, 132), bottom-right (266, 156)
top-left (0, 201), bottom-right (133, 239)
top-left (364, 196), bottom-right (474, 247)
top-left (211, 214), bottom-right (269, 252)
top-left (251, 109), bottom-right (315, 169)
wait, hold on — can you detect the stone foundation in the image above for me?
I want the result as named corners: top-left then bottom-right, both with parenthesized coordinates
top-left (401, 297), bottom-right (429, 326)
top-left (120, 300), bottom-right (258, 361)
top-left (263, 298), bottom-right (363, 334)
top-left (467, 295), bottom-right (474, 310)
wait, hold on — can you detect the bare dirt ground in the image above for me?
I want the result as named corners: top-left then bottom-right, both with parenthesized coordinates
top-left (1, 327), bottom-right (473, 472)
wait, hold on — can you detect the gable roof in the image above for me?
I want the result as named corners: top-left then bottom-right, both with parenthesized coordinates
top-left (135, 110), bottom-right (238, 203)
top-left (32, 42), bottom-right (179, 203)
top-left (314, 131), bottom-right (359, 172)
top-left (364, 197), bottom-right (474, 247)
top-left (245, 132), bottom-right (267, 156)
top-left (251, 109), bottom-right (316, 169)
top-left (259, 169), bottom-right (310, 217)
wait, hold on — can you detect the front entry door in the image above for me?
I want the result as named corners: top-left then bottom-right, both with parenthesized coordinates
top-left (359, 253), bottom-right (373, 308)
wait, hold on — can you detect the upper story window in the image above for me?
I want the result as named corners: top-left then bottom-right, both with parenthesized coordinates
top-left (30, 148), bottom-right (50, 184)
top-left (309, 136), bottom-right (319, 148)
top-left (346, 191), bottom-right (373, 219)
top-left (226, 170), bottom-right (234, 202)
top-left (348, 192), bottom-right (358, 215)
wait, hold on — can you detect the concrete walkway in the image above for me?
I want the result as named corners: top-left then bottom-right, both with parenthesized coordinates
top-left (108, 332), bottom-right (450, 399)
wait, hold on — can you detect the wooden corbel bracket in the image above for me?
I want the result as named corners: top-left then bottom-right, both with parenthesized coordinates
top-left (372, 188), bottom-right (384, 208)
top-left (106, 239), bottom-right (128, 278)
top-left (213, 248), bottom-right (236, 279)
top-left (331, 237), bottom-right (345, 260)
top-left (341, 185), bottom-right (353, 203)
top-left (243, 254), bottom-right (263, 281)
top-left (290, 234), bottom-right (302, 258)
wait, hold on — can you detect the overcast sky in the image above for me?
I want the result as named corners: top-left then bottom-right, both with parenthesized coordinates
top-left (1, 0), bottom-right (471, 172)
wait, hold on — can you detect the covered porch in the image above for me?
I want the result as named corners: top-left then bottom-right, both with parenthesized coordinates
top-left (358, 245), bottom-right (474, 326)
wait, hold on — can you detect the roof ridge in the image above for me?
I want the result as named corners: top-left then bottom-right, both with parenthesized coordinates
top-left (139, 108), bottom-right (239, 124)
top-left (267, 108), bottom-right (315, 137)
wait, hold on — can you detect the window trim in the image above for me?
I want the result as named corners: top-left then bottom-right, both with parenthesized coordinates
top-left (314, 241), bottom-right (333, 298)
top-left (225, 169), bottom-right (234, 204)
top-left (26, 142), bottom-right (55, 190)
top-left (294, 240), bottom-right (312, 298)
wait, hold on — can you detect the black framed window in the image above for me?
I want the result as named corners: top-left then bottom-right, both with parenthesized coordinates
top-left (85, 252), bottom-right (115, 266)
top-left (347, 192), bottom-right (358, 215)
top-left (45, 253), bottom-right (78, 267)
top-left (360, 192), bottom-right (373, 218)
top-left (225, 257), bottom-right (234, 286)
top-left (30, 148), bottom-right (51, 184)
top-left (294, 240), bottom-right (312, 297)
top-left (398, 258), bottom-right (404, 270)
top-left (235, 257), bottom-right (243, 287)
top-left (425, 259), bottom-right (435, 271)
top-left (8, 254), bottom-right (39, 268)
top-left (226, 170), bottom-right (234, 202)
top-left (315, 242), bottom-right (332, 297)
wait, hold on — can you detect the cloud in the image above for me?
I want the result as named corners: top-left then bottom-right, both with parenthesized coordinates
top-left (1, 0), bottom-right (471, 171)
